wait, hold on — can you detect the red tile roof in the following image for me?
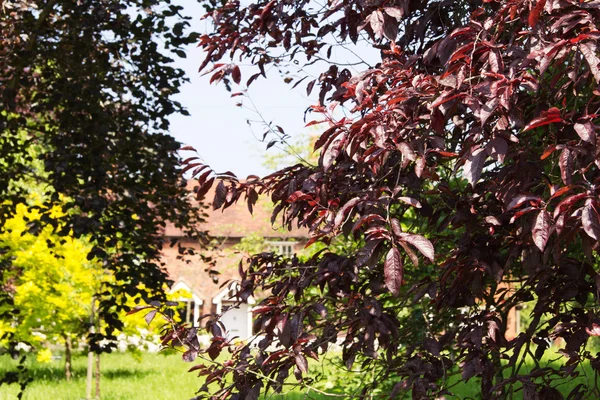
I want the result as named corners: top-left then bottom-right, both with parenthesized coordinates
top-left (164, 181), bottom-right (308, 239)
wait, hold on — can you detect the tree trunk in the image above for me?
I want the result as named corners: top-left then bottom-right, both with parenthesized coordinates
top-left (492, 351), bottom-right (506, 400)
top-left (64, 334), bottom-right (72, 382)
top-left (86, 297), bottom-right (95, 400)
top-left (95, 352), bottom-right (100, 400)
top-left (95, 294), bottom-right (101, 400)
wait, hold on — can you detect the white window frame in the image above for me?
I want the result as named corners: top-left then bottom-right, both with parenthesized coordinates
top-left (170, 281), bottom-right (203, 327)
top-left (212, 282), bottom-right (256, 339)
top-left (268, 240), bottom-right (296, 257)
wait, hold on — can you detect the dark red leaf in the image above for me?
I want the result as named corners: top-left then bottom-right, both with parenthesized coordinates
top-left (246, 382), bottom-right (262, 400)
top-left (384, 246), bottom-right (403, 296)
top-left (415, 156), bottom-right (426, 178)
top-left (196, 177), bottom-right (215, 199)
top-left (433, 151), bottom-right (459, 158)
top-left (355, 239), bottom-right (382, 266)
top-left (541, 144), bottom-right (558, 160)
top-left (382, 15), bottom-right (398, 41)
top-left (334, 197), bottom-right (361, 227)
top-left (286, 190), bottom-right (311, 203)
top-left (559, 148), bottom-right (573, 185)
top-left (306, 79), bottom-right (316, 96)
top-left (195, 169), bottom-right (212, 185)
top-left (276, 314), bottom-right (290, 346)
top-left (181, 156), bottom-right (200, 165)
top-left (398, 233), bottom-right (434, 262)
top-left (463, 147), bottom-right (486, 186)
top-left (507, 195), bottom-right (542, 211)
top-left (396, 142), bottom-right (416, 161)
top-left (246, 72), bottom-right (261, 87)
top-left (549, 185), bottom-right (573, 201)
top-left (321, 134), bottom-right (344, 171)
top-left (208, 342), bottom-right (221, 360)
top-left (397, 196), bottom-right (422, 208)
top-left (145, 309), bottom-right (157, 325)
top-left (289, 314), bottom-right (302, 343)
top-left (581, 42), bottom-right (600, 84)
top-left (210, 70), bottom-right (225, 85)
top-left (352, 214), bottom-right (386, 234)
top-left (231, 65), bottom-right (241, 84)
top-left (510, 206), bottom-right (537, 224)
top-left (488, 50), bottom-right (501, 73)
top-left (252, 306), bottom-right (274, 314)
top-left (369, 10), bottom-right (385, 39)
top-left (247, 188), bottom-right (258, 214)
top-left (423, 337), bottom-right (441, 356)
top-left (487, 137), bottom-right (508, 163)
top-left (398, 241), bottom-right (419, 267)
top-left (390, 218), bottom-right (403, 236)
top-left (582, 200), bottom-right (600, 240)
top-left (295, 353), bottom-right (308, 374)
top-left (528, 0), bottom-right (546, 28)
top-left (586, 323), bottom-right (600, 337)
top-left (126, 305), bottom-right (151, 315)
top-left (476, 98), bottom-right (498, 126)
top-left (431, 91), bottom-right (466, 108)
top-left (553, 193), bottom-right (587, 218)
top-left (523, 107), bottom-right (562, 131)
top-left (532, 210), bottom-right (552, 251)
top-left (213, 180), bottom-right (227, 210)
top-left (461, 358), bottom-right (479, 381)
top-left (187, 364), bottom-right (208, 373)
top-left (574, 121), bottom-right (596, 143)
top-left (383, 6), bottom-right (404, 20)
top-left (305, 119), bottom-right (327, 128)
top-left (313, 125), bottom-right (339, 152)
top-left (182, 349), bottom-right (198, 362)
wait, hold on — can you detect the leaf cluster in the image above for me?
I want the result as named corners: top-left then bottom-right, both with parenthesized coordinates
top-left (184, 0), bottom-right (600, 398)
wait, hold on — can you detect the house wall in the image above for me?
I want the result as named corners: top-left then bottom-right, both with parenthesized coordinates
top-left (161, 237), bottom-right (242, 322)
top-left (161, 235), bottom-right (307, 330)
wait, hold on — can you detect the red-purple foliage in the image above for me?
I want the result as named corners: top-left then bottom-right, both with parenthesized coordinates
top-left (167, 0), bottom-right (600, 398)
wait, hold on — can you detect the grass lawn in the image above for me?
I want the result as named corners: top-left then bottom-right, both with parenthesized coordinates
top-left (0, 351), bottom-right (203, 400)
top-left (1, 348), bottom-right (598, 399)
top-left (0, 351), bottom-right (331, 400)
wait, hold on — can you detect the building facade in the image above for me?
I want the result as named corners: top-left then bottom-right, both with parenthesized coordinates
top-left (161, 187), bottom-right (308, 339)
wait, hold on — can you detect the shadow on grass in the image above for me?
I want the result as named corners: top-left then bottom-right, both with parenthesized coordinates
top-left (18, 366), bottom-right (151, 382)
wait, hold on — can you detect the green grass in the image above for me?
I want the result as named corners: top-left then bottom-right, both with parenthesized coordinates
top-left (1, 348), bottom-right (599, 400)
top-left (0, 351), bottom-right (336, 400)
top-left (0, 351), bottom-right (203, 400)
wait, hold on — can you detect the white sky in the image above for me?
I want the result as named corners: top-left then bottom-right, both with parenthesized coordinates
top-left (168, 1), bottom-right (380, 178)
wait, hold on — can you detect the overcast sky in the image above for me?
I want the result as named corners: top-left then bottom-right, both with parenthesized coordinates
top-left (168, 1), bottom-right (380, 178)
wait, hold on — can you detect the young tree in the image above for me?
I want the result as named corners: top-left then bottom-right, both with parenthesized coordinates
top-left (171, 0), bottom-right (600, 398)
top-left (0, 201), bottom-right (102, 381)
top-left (0, 0), bottom-right (208, 387)
top-left (0, 200), bottom-right (176, 381)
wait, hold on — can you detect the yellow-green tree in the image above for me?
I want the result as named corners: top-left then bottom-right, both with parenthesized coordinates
top-left (0, 200), bottom-right (102, 380)
top-left (0, 198), bottom-right (187, 381)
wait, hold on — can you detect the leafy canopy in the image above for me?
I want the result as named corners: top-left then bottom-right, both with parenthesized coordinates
top-left (0, 201), bottom-right (101, 349)
top-left (170, 0), bottom-right (600, 398)
top-left (0, 200), bottom-right (179, 360)
top-left (0, 0), bottom-right (207, 364)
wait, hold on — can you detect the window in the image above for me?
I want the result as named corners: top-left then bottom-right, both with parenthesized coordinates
top-left (169, 281), bottom-right (201, 327)
top-left (176, 299), bottom-right (196, 325)
top-left (268, 241), bottom-right (295, 257)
